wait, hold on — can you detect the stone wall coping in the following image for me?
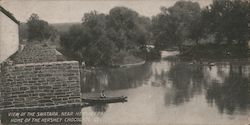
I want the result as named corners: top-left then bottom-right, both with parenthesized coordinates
top-left (14, 61), bottom-right (79, 67)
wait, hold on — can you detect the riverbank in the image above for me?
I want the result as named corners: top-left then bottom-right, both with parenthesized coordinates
top-left (177, 55), bottom-right (250, 64)
top-left (161, 50), bottom-right (250, 66)
top-left (119, 60), bottom-right (145, 68)
top-left (179, 44), bottom-right (250, 60)
top-left (113, 54), bottom-right (145, 67)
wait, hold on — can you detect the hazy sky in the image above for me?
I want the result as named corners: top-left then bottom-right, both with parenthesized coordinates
top-left (1, 0), bottom-right (212, 23)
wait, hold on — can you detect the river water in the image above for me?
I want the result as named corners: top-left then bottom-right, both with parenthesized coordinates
top-left (81, 51), bottom-right (250, 125)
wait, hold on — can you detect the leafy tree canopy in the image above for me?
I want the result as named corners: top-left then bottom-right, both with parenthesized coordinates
top-left (60, 7), bottom-right (151, 66)
top-left (203, 0), bottom-right (250, 44)
top-left (152, 1), bottom-right (201, 50)
top-left (27, 13), bottom-right (57, 42)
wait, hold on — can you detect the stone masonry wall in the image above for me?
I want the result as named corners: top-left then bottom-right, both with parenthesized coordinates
top-left (0, 61), bottom-right (81, 109)
top-left (0, 70), bottom-right (3, 109)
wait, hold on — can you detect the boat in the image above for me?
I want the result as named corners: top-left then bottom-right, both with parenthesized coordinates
top-left (82, 96), bottom-right (128, 104)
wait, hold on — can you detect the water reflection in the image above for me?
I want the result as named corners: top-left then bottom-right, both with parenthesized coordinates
top-left (166, 63), bottom-right (207, 105)
top-left (91, 104), bottom-right (109, 117)
top-left (81, 63), bottom-right (152, 93)
top-left (81, 54), bottom-right (250, 124)
top-left (206, 64), bottom-right (250, 115)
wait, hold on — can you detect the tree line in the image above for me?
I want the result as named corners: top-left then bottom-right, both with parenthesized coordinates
top-left (24, 0), bottom-right (250, 66)
top-left (60, 8), bottom-right (151, 66)
top-left (152, 0), bottom-right (250, 58)
top-left (26, 14), bottom-right (57, 42)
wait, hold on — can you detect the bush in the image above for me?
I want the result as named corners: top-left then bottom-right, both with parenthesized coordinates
top-left (146, 48), bottom-right (161, 60)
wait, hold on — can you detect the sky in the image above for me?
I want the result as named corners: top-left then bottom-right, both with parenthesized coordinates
top-left (1, 0), bottom-right (213, 24)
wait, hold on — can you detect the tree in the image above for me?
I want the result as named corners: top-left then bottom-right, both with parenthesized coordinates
top-left (188, 11), bottom-right (207, 46)
top-left (82, 11), bottom-right (118, 66)
top-left (60, 24), bottom-right (86, 61)
top-left (107, 7), bottom-right (149, 50)
top-left (152, 1), bottom-right (201, 50)
top-left (60, 11), bottom-right (117, 66)
top-left (27, 13), bottom-right (57, 41)
top-left (199, 0), bottom-right (250, 57)
top-left (203, 0), bottom-right (250, 45)
top-left (60, 7), bottom-right (151, 66)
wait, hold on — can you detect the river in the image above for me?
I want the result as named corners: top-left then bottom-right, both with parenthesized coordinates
top-left (81, 51), bottom-right (250, 125)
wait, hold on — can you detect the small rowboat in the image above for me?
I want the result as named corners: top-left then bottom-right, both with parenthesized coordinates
top-left (82, 96), bottom-right (127, 104)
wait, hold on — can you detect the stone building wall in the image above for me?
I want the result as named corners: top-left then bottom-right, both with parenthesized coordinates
top-left (0, 61), bottom-right (81, 109)
top-left (0, 70), bottom-right (3, 109)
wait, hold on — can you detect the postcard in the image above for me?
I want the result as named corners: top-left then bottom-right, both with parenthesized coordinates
top-left (0, 0), bottom-right (250, 125)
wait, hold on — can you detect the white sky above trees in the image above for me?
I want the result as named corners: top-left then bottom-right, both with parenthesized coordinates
top-left (1, 0), bottom-right (212, 24)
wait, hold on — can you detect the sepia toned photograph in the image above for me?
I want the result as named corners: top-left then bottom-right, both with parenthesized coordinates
top-left (0, 0), bottom-right (250, 124)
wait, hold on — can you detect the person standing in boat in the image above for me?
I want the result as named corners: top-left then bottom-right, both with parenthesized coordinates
top-left (100, 89), bottom-right (106, 98)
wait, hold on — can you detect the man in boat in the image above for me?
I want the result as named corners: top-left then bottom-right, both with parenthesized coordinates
top-left (100, 89), bottom-right (106, 98)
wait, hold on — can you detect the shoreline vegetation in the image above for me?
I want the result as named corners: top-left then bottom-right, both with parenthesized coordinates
top-left (19, 0), bottom-right (250, 67)
top-left (179, 44), bottom-right (249, 60)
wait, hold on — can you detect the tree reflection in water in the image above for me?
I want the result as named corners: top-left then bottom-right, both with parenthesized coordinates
top-left (81, 70), bottom-right (100, 93)
top-left (81, 63), bottom-right (152, 93)
top-left (91, 104), bottom-right (109, 117)
top-left (206, 64), bottom-right (250, 115)
top-left (166, 63), bottom-right (208, 105)
top-left (81, 59), bottom-right (250, 115)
